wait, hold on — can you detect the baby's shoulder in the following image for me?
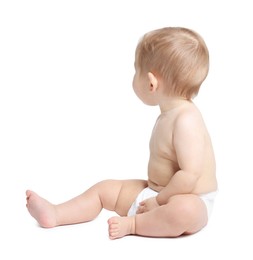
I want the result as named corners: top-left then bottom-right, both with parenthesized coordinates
top-left (174, 103), bottom-right (205, 131)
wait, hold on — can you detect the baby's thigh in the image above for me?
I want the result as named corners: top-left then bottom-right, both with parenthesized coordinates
top-left (115, 179), bottom-right (147, 216)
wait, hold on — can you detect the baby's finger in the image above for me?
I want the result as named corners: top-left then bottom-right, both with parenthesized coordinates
top-left (139, 200), bottom-right (146, 206)
top-left (136, 206), bottom-right (144, 214)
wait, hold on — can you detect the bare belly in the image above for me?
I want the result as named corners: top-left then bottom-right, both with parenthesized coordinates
top-left (148, 162), bottom-right (218, 195)
top-left (148, 155), bottom-right (217, 195)
top-left (148, 157), bottom-right (179, 190)
top-left (148, 179), bottom-right (164, 192)
top-left (148, 174), bottom-right (218, 195)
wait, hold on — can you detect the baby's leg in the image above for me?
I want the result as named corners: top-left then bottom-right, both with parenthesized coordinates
top-left (26, 179), bottom-right (147, 228)
top-left (108, 194), bottom-right (207, 239)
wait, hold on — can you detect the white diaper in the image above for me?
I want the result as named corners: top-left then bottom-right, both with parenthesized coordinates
top-left (127, 187), bottom-right (158, 216)
top-left (199, 190), bottom-right (218, 218)
top-left (127, 187), bottom-right (217, 219)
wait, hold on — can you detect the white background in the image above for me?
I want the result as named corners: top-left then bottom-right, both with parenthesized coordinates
top-left (0, 0), bottom-right (252, 259)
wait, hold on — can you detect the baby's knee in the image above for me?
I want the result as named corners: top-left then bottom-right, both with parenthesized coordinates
top-left (167, 195), bottom-right (207, 225)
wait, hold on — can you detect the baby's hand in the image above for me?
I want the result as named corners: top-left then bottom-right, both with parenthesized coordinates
top-left (136, 197), bottom-right (160, 214)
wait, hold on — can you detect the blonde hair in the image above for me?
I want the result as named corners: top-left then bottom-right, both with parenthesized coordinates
top-left (135, 27), bottom-right (209, 99)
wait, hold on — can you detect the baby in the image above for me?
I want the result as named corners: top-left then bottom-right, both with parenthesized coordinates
top-left (26, 27), bottom-right (218, 239)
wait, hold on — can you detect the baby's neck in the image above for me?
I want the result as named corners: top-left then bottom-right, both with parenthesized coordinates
top-left (159, 97), bottom-right (191, 113)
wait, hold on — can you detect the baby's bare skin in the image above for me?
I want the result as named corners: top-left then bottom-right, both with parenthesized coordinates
top-left (26, 27), bottom-right (218, 239)
top-left (26, 189), bottom-right (136, 238)
top-left (148, 100), bottom-right (217, 196)
top-left (26, 99), bottom-right (217, 239)
top-left (107, 216), bottom-right (135, 239)
top-left (26, 190), bottom-right (57, 228)
top-left (26, 179), bottom-right (147, 238)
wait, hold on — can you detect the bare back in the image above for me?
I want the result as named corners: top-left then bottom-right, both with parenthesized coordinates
top-left (148, 101), bottom-right (217, 194)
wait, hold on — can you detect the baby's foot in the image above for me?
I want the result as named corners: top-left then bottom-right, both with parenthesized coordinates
top-left (107, 216), bottom-right (135, 240)
top-left (26, 190), bottom-right (57, 228)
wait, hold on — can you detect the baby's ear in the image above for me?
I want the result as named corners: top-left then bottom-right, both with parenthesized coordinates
top-left (148, 72), bottom-right (158, 92)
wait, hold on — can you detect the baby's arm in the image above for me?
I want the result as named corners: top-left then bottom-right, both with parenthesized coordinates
top-left (156, 170), bottom-right (199, 205)
top-left (156, 112), bottom-right (205, 205)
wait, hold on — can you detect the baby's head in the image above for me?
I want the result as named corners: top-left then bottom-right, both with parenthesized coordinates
top-left (135, 27), bottom-right (209, 100)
